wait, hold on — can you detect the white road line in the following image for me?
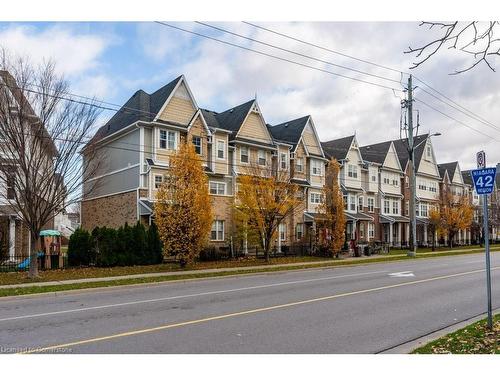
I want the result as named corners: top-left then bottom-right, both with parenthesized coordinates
top-left (0, 269), bottom-right (390, 322)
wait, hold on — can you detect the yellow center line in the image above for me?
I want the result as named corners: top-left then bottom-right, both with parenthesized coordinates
top-left (20, 266), bottom-right (500, 354)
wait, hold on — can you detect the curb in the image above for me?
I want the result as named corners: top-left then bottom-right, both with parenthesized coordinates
top-left (378, 307), bottom-right (500, 354)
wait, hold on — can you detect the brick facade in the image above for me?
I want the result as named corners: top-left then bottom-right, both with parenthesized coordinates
top-left (81, 190), bottom-right (138, 231)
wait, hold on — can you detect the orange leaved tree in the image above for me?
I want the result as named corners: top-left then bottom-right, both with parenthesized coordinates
top-left (154, 142), bottom-right (213, 266)
top-left (235, 165), bottom-right (301, 262)
top-left (441, 194), bottom-right (473, 248)
top-left (320, 158), bottom-right (346, 257)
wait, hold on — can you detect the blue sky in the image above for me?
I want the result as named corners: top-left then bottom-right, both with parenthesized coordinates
top-left (1, 21), bottom-right (499, 169)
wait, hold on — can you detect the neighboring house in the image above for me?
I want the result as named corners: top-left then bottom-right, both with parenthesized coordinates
top-left (392, 134), bottom-right (442, 247)
top-left (81, 75), bottom-right (328, 252)
top-left (0, 70), bottom-right (57, 258)
top-left (321, 135), bottom-right (374, 243)
top-left (360, 140), bottom-right (408, 247)
top-left (268, 115), bottom-right (328, 250)
top-left (438, 161), bottom-right (469, 245)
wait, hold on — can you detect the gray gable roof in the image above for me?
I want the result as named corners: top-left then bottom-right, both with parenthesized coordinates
top-left (91, 75), bottom-right (182, 143)
top-left (461, 170), bottom-right (473, 186)
top-left (321, 135), bottom-right (354, 161)
top-left (438, 162), bottom-right (458, 181)
top-left (359, 140), bottom-right (393, 165)
top-left (268, 115), bottom-right (310, 146)
top-left (391, 134), bottom-right (429, 171)
top-left (200, 100), bottom-right (256, 140)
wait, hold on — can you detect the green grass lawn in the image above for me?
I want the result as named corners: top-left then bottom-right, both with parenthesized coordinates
top-left (413, 314), bottom-right (500, 354)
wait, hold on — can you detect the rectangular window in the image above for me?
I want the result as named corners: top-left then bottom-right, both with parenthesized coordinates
top-left (192, 136), bottom-right (202, 155)
top-left (217, 140), bottom-right (225, 159)
top-left (312, 160), bottom-right (323, 176)
top-left (6, 171), bottom-right (15, 199)
top-left (154, 175), bottom-right (163, 189)
top-left (343, 195), bottom-right (348, 210)
top-left (240, 146), bottom-right (249, 163)
top-left (159, 130), bottom-right (167, 149)
top-left (348, 164), bottom-right (358, 178)
top-left (358, 196), bottom-right (363, 211)
top-left (280, 153), bottom-right (287, 170)
top-left (310, 192), bottom-right (322, 204)
top-left (420, 202), bottom-right (428, 217)
top-left (211, 220), bottom-right (224, 241)
top-left (371, 174), bottom-right (377, 182)
top-left (392, 200), bottom-right (399, 215)
top-left (296, 157), bottom-right (303, 173)
top-left (258, 150), bottom-right (266, 166)
top-left (209, 182), bottom-right (225, 195)
top-left (367, 197), bottom-right (374, 212)
top-left (349, 195), bottom-right (356, 211)
top-left (426, 145), bottom-right (432, 159)
top-left (296, 223), bottom-right (304, 240)
top-left (368, 223), bottom-right (375, 238)
top-left (383, 176), bottom-right (390, 184)
top-left (279, 223), bottom-right (286, 241)
top-left (383, 200), bottom-right (390, 214)
top-left (406, 202), bottom-right (409, 216)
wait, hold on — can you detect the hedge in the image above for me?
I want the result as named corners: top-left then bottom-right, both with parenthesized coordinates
top-left (68, 222), bottom-right (163, 267)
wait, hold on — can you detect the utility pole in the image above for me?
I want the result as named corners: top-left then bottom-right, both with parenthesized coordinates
top-left (407, 75), bottom-right (417, 257)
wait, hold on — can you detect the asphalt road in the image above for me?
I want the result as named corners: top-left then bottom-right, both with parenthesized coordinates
top-left (1, 252), bottom-right (499, 354)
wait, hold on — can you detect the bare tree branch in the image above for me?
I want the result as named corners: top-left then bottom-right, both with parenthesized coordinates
top-left (0, 49), bottom-right (102, 277)
top-left (406, 21), bottom-right (500, 74)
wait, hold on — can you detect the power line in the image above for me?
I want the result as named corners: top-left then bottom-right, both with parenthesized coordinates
top-left (242, 22), bottom-right (406, 75)
top-left (415, 98), bottom-right (500, 142)
top-left (195, 21), bottom-right (401, 85)
top-left (242, 22), bottom-right (500, 139)
top-left (154, 21), bottom-right (403, 93)
top-left (413, 75), bottom-right (500, 134)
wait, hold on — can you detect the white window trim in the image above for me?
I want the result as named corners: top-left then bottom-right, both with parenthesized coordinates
top-left (240, 146), bottom-right (249, 164)
top-left (192, 136), bottom-right (202, 156)
top-left (211, 220), bottom-right (225, 241)
top-left (280, 152), bottom-right (288, 170)
top-left (310, 192), bottom-right (322, 204)
top-left (296, 157), bottom-right (304, 173)
top-left (153, 174), bottom-right (164, 190)
top-left (311, 159), bottom-right (323, 176)
top-left (258, 150), bottom-right (267, 166)
top-left (217, 140), bottom-right (226, 160)
top-left (209, 181), bottom-right (227, 196)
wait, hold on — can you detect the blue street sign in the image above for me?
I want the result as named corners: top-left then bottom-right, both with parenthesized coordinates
top-left (471, 167), bottom-right (497, 195)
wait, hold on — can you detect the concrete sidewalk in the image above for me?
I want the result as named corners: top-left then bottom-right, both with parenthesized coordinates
top-left (0, 247), bottom-right (492, 290)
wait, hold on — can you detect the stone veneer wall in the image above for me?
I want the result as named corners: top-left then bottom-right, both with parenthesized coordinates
top-left (81, 190), bottom-right (138, 231)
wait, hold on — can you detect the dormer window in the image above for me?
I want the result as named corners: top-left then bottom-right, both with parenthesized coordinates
top-left (217, 140), bottom-right (225, 159)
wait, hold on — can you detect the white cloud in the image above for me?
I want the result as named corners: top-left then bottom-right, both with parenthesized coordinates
top-left (0, 24), bottom-right (110, 76)
top-left (150, 21), bottom-right (500, 169)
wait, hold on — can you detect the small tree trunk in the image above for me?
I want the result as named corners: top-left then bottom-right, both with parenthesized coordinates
top-left (28, 232), bottom-right (39, 278)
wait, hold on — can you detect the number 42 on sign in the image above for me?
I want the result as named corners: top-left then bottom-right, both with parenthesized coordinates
top-left (472, 168), bottom-right (497, 195)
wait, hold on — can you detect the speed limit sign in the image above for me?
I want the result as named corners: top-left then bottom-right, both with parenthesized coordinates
top-left (477, 150), bottom-right (486, 169)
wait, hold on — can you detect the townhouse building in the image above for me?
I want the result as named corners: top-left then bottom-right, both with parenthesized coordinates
top-left (81, 75), bottom-right (328, 252)
top-left (392, 134), bottom-right (442, 247)
top-left (437, 161), bottom-right (469, 245)
top-left (321, 135), bottom-right (374, 243)
top-left (0, 70), bottom-right (57, 258)
top-left (360, 140), bottom-right (408, 247)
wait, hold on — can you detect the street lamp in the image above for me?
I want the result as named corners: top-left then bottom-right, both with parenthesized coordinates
top-left (408, 132), bottom-right (441, 257)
